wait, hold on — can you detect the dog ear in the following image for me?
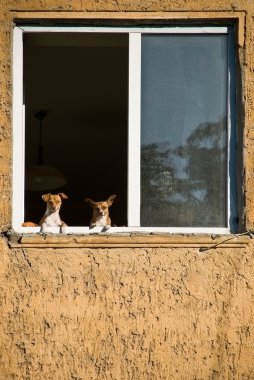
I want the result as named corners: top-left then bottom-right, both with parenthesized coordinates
top-left (107, 194), bottom-right (116, 207)
top-left (58, 193), bottom-right (68, 200)
top-left (42, 193), bottom-right (51, 202)
top-left (85, 198), bottom-right (95, 207)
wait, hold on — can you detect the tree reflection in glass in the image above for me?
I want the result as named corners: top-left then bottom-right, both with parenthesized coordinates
top-left (141, 34), bottom-right (227, 227)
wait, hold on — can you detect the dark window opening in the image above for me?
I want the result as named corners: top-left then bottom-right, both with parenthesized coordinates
top-left (24, 33), bottom-right (128, 227)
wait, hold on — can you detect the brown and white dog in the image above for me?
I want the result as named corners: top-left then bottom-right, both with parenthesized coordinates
top-left (39, 192), bottom-right (68, 232)
top-left (85, 194), bottom-right (116, 231)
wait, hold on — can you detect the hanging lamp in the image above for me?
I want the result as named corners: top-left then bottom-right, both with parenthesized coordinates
top-left (26, 110), bottom-right (67, 191)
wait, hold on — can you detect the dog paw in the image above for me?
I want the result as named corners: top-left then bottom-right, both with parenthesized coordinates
top-left (102, 225), bottom-right (111, 232)
top-left (60, 226), bottom-right (68, 234)
top-left (89, 224), bottom-right (96, 229)
top-left (40, 225), bottom-right (47, 234)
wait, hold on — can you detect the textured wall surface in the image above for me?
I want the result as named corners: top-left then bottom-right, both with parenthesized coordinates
top-left (1, 0), bottom-right (254, 379)
top-left (1, 239), bottom-right (254, 379)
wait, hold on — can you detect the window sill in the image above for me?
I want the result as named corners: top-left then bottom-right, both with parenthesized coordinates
top-left (8, 230), bottom-right (251, 249)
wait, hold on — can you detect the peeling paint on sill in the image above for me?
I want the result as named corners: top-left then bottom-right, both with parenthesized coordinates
top-left (7, 232), bottom-right (251, 249)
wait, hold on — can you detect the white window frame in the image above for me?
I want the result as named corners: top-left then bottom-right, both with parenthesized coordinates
top-left (12, 25), bottom-right (236, 234)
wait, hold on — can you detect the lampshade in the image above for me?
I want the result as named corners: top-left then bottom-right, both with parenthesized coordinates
top-left (26, 164), bottom-right (67, 191)
top-left (26, 109), bottom-right (67, 191)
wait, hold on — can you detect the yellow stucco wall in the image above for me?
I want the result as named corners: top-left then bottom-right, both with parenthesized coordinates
top-left (1, 1), bottom-right (254, 379)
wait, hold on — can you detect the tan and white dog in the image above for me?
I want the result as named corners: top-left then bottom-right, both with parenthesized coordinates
top-left (85, 194), bottom-right (116, 231)
top-left (39, 192), bottom-right (68, 233)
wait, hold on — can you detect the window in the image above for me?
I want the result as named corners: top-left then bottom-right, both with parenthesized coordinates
top-left (12, 25), bottom-right (237, 234)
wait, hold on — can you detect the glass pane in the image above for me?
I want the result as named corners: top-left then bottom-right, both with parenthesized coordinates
top-left (141, 34), bottom-right (228, 227)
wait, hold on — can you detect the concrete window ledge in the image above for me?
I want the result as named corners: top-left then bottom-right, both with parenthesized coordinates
top-left (8, 233), bottom-right (251, 249)
top-left (12, 11), bottom-right (245, 48)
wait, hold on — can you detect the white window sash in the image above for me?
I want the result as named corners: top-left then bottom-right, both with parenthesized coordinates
top-left (12, 27), bottom-right (25, 231)
top-left (128, 33), bottom-right (141, 226)
top-left (19, 26), bottom-right (228, 34)
top-left (12, 25), bottom-right (233, 234)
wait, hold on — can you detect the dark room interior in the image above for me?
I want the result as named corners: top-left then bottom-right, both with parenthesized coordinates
top-left (24, 32), bottom-right (128, 227)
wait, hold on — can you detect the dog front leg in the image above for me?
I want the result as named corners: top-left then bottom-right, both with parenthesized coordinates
top-left (40, 222), bottom-right (47, 234)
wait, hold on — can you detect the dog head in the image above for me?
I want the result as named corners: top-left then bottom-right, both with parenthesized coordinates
top-left (85, 194), bottom-right (116, 218)
top-left (42, 193), bottom-right (68, 212)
